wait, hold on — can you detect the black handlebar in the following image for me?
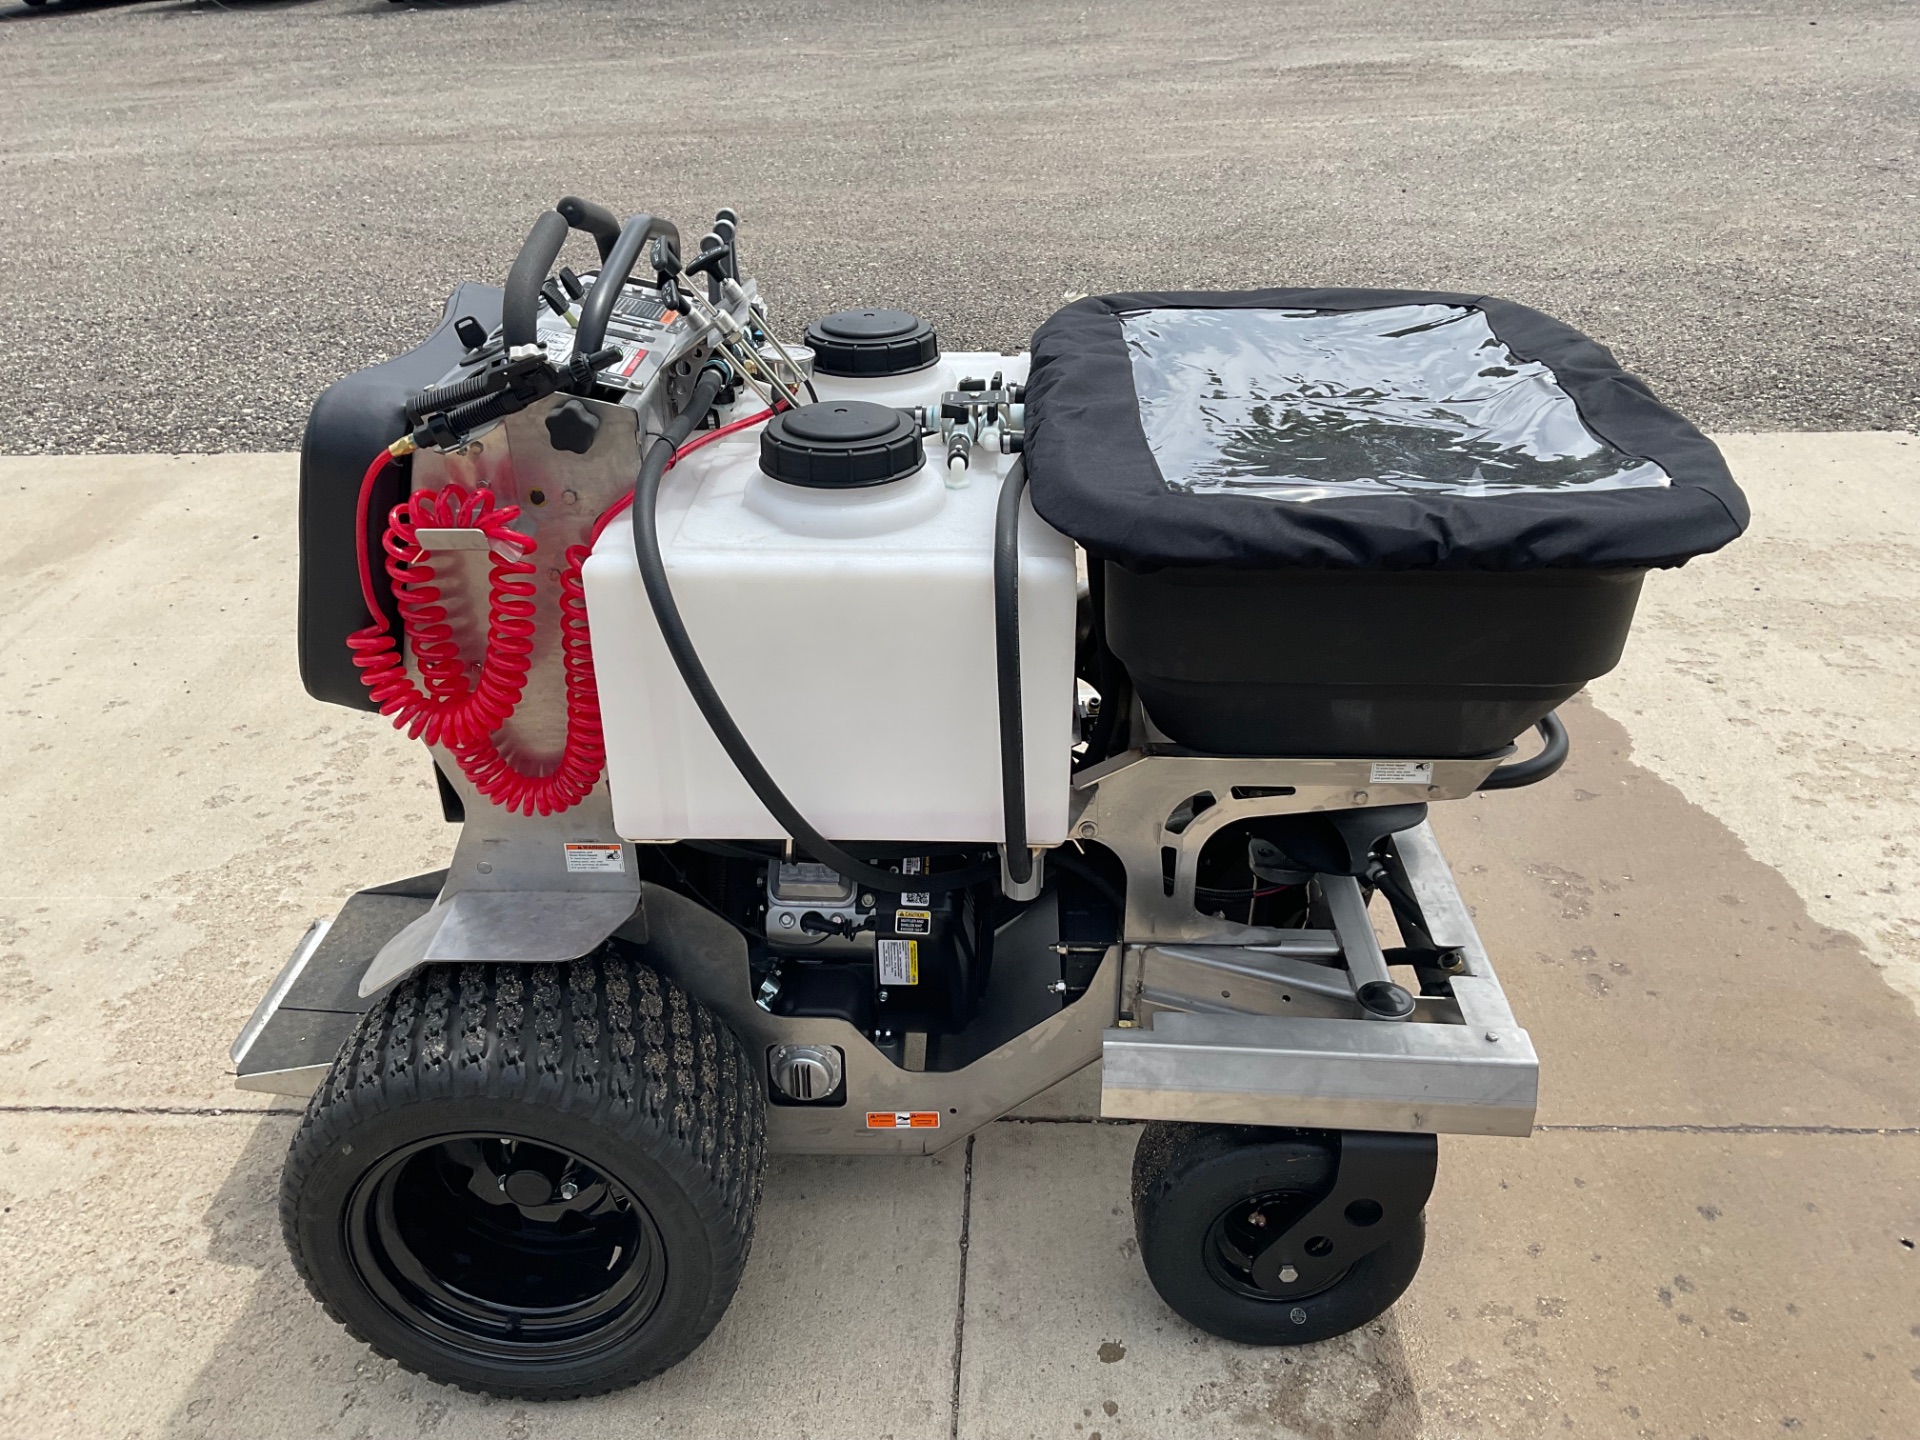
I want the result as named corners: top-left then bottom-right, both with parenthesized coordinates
top-left (1477, 712), bottom-right (1570, 791)
top-left (576, 212), bottom-right (683, 354)
top-left (556, 195), bottom-right (622, 261)
top-left (501, 210), bottom-right (570, 349)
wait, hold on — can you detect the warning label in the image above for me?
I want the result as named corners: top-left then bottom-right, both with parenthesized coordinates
top-left (1368, 761), bottom-right (1434, 785)
top-left (879, 938), bottom-right (919, 986)
top-left (563, 842), bottom-right (625, 874)
top-left (893, 909), bottom-right (932, 937)
top-left (866, 1111), bottom-right (941, 1130)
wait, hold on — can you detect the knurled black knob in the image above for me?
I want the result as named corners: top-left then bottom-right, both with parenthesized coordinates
top-left (546, 397), bottom-right (602, 455)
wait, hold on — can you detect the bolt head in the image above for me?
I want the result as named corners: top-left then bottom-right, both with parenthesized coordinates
top-left (1352, 789), bottom-right (1370, 805)
top-left (1077, 820), bottom-right (1098, 838)
top-left (1279, 1264), bottom-right (1299, 1284)
top-left (777, 912), bottom-right (796, 929)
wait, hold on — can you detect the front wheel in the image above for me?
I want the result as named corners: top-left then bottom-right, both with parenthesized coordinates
top-left (280, 953), bottom-right (765, 1399)
top-left (1131, 1123), bottom-right (1425, 1345)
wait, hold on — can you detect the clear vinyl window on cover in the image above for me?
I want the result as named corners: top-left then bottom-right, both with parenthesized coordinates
top-left (1121, 305), bottom-right (1671, 502)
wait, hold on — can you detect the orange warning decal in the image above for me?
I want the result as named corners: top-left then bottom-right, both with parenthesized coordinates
top-left (866, 1111), bottom-right (941, 1130)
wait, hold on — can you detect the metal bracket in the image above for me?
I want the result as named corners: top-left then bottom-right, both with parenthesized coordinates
top-left (1250, 1131), bottom-right (1438, 1295)
top-left (1069, 747), bottom-right (1502, 943)
top-left (1100, 815), bottom-right (1538, 1137)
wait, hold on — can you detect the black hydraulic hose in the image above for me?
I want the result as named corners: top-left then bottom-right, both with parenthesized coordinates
top-left (503, 210), bottom-right (570, 349)
top-left (631, 371), bottom-right (995, 896)
top-left (556, 195), bottom-right (622, 261)
top-left (578, 213), bottom-right (684, 355)
top-left (1477, 712), bottom-right (1570, 791)
top-left (994, 458), bottom-right (1033, 884)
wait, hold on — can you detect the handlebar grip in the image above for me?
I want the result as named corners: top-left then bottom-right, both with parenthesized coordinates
top-left (576, 212), bottom-right (685, 354)
top-left (556, 195), bottom-right (621, 261)
top-left (502, 210), bottom-right (570, 349)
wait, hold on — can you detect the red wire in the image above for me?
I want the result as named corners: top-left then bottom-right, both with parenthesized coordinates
top-left (347, 402), bottom-right (781, 816)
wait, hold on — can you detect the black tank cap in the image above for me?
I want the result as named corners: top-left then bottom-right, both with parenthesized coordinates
top-left (804, 308), bottom-right (940, 377)
top-left (760, 401), bottom-right (927, 489)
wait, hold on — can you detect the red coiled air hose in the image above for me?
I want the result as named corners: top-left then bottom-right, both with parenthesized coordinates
top-left (346, 404), bottom-right (778, 817)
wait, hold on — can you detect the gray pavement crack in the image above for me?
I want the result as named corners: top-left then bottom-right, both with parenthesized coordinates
top-left (948, 1133), bottom-right (975, 1440)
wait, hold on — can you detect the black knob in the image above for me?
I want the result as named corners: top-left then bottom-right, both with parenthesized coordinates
top-left (541, 279), bottom-right (571, 316)
top-left (453, 316), bottom-right (489, 351)
top-left (557, 266), bottom-right (585, 300)
top-left (1355, 980), bottom-right (1416, 1019)
top-left (546, 397), bottom-right (602, 454)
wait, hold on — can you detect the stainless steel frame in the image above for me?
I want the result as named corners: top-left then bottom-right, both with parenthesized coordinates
top-left (232, 746), bottom-right (1537, 1145)
top-left (1067, 747), bottom-right (1535, 1137)
top-left (234, 394), bottom-right (1536, 1146)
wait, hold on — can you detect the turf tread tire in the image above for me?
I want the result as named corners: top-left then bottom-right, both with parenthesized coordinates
top-left (281, 951), bottom-right (765, 1399)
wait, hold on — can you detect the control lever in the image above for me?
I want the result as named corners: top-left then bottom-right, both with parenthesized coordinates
top-left (689, 233), bottom-right (729, 304)
top-left (540, 280), bottom-right (576, 325)
top-left (649, 235), bottom-right (692, 315)
top-left (713, 208), bottom-right (739, 281)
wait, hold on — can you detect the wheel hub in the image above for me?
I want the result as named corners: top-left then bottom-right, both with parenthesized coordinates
top-left (345, 1132), bottom-right (666, 1364)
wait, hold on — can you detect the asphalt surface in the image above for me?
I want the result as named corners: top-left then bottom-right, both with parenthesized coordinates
top-left (0, 0), bottom-right (1916, 454)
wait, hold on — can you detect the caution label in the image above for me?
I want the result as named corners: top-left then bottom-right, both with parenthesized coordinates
top-left (563, 842), bottom-right (625, 874)
top-left (893, 909), bottom-right (932, 937)
top-left (1368, 761), bottom-right (1434, 785)
top-left (867, 1111), bottom-right (941, 1130)
top-left (879, 938), bottom-right (919, 986)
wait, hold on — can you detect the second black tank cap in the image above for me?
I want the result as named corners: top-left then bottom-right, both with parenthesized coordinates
top-left (804, 308), bottom-right (940, 377)
top-left (760, 401), bottom-right (926, 489)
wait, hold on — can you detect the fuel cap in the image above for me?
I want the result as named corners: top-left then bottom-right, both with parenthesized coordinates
top-left (803, 308), bottom-right (940, 377)
top-left (759, 401), bottom-right (926, 489)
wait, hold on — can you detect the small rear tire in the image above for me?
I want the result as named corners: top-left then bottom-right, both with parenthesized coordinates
top-left (281, 952), bottom-right (765, 1399)
top-left (1132, 1122), bottom-right (1424, 1345)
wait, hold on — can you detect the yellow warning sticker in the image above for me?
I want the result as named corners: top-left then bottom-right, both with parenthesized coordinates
top-left (878, 937), bottom-right (918, 986)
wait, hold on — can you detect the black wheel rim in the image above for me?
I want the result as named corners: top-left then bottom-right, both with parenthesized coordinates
top-left (345, 1132), bottom-right (666, 1364)
top-left (1204, 1188), bottom-right (1351, 1302)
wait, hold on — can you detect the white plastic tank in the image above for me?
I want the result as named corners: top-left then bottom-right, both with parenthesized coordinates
top-left (583, 350), bottom-right (1080, 846)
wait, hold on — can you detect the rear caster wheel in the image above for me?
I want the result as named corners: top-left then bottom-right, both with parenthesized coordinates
top-left (1131, 1123), bottom-right (1427, 1345)
top-left (280, 953), bottom-right (765, 1399)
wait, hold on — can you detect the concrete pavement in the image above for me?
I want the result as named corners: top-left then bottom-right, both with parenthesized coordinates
top-left (0, 436), bottom-right (1916, 1437)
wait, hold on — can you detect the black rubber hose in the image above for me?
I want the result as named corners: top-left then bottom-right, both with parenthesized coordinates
top-left (556, 195), bottom-right (621, 261)
top-left (630, 371), bottom-right (996, 896)
top-left (503, 210), bottom-right (570, 349)
top-left (994, 458), bottom-right (1033, 884)
top-left (1477, 712), bottom-right (1570, 791)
